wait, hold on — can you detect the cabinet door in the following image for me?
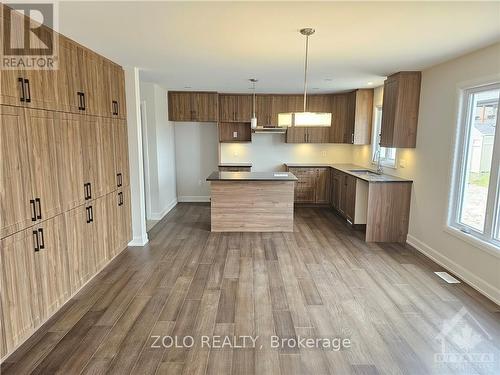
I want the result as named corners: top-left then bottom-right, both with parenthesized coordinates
top-left (344, 175), bottom-right (357, 223)
top-left (113, 119), bottom-right (130, 188)
top-left (343, 92), bottom-right (356, 144)
top-left (116, 67), bottom-right (127, 119)
top-left (114, 188), bottom-right (131, 254)
top-left (168, 92), bottom-right (193, 121)
top-left (307, 127), bottom-right (330, 143)
top-left (286, 127), bottom-right (308, 143)
top-left (236, 95), bottom-right (252, 122)
top-left (191, 92), bottom-right (218, 122)
top-left (93, 195), bottom-right (111, 268)
top-left (330, 171), bottom-right (342, 209)
top-left (330, 94), bottom-right (349, 143)
top-left (58, 113), bottom-right (85, 210)
top-left (0, 106), bottom-right (34, 239)
top-left (55, 36), bottom-right (75, 113)
top-left (315, 168), bottom-right (331, 204)
top-left (99, 118), bottom-right (116, 195)
top-left (306, 95), bottom-right (331, 113)
top-left (0, 228), bottom-right (40, 353)
top-left (271, 95), bottom-right (291, 126)
top-left (65, 41), bottom-right (86, 114)
top-left (256, 95), bottom-right (273, 125)
top-left (81, 115), bottom-right (103, 200)
top-left (380, 78), bottom-right (398, 147)
top-left (33, 214), bottom-right (70, 320)
top-left (25, 109), bottom-right (62, 222)
top-left (65, 205), bottom-right (95, 293)
top-left (83, 50), bottom-right (104, 116)
top-left (0, 11), bottom-right (23, 106)
top-left (289, 168), bottom-right (315, 203)
top-left (219, 94), bottom-right (235, 122)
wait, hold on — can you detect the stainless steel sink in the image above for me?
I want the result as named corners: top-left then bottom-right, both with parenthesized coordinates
top-left (348, 169), bottom-right (381, 176)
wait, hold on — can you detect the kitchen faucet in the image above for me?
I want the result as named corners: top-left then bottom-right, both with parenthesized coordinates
top-left (375, 148), bottom-right (383, 174)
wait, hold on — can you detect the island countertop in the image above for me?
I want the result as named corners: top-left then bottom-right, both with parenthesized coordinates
top-left (207, 171), bottom-right (298, 181)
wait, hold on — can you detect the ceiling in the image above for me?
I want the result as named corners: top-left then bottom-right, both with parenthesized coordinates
top-left (59, 1), bottom-right (500, 93)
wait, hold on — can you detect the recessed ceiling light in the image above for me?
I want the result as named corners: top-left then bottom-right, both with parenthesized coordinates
top-left (367, 82), bottom-right (373, 86)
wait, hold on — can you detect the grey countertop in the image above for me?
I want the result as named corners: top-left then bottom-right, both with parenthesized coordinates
top-left (218, 162), bottom-right (252, 167)
top-left (284, 163), bottom-right (412, 183)
top-left (207, 171), bottom-right (298, 181)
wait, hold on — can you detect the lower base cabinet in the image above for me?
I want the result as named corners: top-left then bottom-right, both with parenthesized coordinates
top-left (331, 169), bottom-right (356, 223)
top-left (287, 167), bottom-right (331, 204)
top-left (0, 188), bottom-right (132, 360)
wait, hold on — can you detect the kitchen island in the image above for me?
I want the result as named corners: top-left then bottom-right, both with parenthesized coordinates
top-left (206, 171), bottom-right (297, 232)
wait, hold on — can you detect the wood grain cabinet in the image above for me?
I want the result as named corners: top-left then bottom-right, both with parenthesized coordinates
top-left (286, 126), bottom-right (330, 143)
top-left (219, 94), bottom-right (252, 122)
top-left (331, 89), bottom-right (373, 144)
top-left (287, 167), bottom-right (331, 204)
top-left (168, 91), bottom-right (218, 122)
top-left (380, 72), bottom-right (421, 148)
top-left (331, 169), bottom-right (356, 222)
top-left (0, 4), bottom-right (133, 361)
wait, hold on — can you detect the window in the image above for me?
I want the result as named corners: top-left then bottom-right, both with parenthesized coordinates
top-left (450, 83), bottom-right (500, 248)
top-left (372, 106), bottom-right (397, 167)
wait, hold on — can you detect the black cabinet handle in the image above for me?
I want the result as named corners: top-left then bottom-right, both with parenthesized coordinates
top-left (35, 198), bottom-right (42, 220)
top-left (30, 199), bottom-right (36, 221)
top-left (38, 228), bottom-right (45, 249)
top-left (89, 205), bottom-right (93, 222)
top-left (18, 77), bottom-right (25, 102)
top-left (84, 183), bottom-right (87, 200)
top-left (118, 192), bottom-right (123, 206)
top-left (82, 92), bottom-right (86, 111)
top-left (24, 79), bottom-right (31, 103)
top-left (116, 101), bottom-right (119, 115)
top-left (117, 173), bottom-right (122, 187)
top-left (33, 230), bottom-right (39, 252)
top-left (112, 100), bottom-right (118, 115)
top-left (77, 92), bottom-right (83, 110)
top-left (86, 206), bottom-right (91, 223)
top-left (88, 182), bottom-right (92, 199)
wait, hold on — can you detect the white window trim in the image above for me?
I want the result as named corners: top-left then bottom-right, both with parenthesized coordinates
top-left (448, 82), bottom-right (500, 252)
top-left (371, 106), bottom-right (398, 168)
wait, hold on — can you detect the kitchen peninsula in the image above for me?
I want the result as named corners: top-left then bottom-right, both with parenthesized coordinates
top-left (206, 171), bottom-right (297, 232)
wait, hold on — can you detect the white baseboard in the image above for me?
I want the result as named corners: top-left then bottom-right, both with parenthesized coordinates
top-left (149, 198), bottom-right (178, 220)
top-left (129, 234), bottom-right (149, 247)
top-left (407, 234), bottom-right (500, 305)
top-left (177, 195), bottom-right (210, 202)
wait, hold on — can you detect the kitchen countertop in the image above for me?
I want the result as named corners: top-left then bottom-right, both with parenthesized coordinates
top-left (284, 163), bottom-right (412, 183)
top-left (207, 171), bottom-right (298, 181)
top-left (218, 162), bottom-right (252, 167)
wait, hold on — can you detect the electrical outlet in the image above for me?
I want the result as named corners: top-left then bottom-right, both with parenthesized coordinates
top-left (321, 151), bottom-right (327, 158)
top-left (399, 159), bottom-right (407, 168)
top-left (233, 151), bottom-right (238, 157)
top-left (233, 131), bottom-right (238, 138)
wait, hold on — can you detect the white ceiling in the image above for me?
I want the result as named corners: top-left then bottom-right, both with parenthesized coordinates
top-left (59, 1), bottom-right (500, 93)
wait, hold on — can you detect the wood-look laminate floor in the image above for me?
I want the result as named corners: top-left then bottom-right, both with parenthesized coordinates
top-left (2, 203), bottom-right (499, 375)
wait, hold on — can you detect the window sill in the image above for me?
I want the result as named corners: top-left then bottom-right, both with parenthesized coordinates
top-left (444, 225), bottom-right (500, 259)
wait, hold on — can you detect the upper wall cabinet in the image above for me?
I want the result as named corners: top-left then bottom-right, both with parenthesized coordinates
top-left (330, 89), bottom-right (373, 144)
top-left (219, 94), bottom-right (252, 122)
top-left (380, 71), bottom-right (421, 148)
top-left (168, 91), bottom-right (218, 122)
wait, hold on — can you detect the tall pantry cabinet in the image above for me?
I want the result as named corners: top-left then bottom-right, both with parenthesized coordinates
top-left (0, 4), bottom-right (132, 360)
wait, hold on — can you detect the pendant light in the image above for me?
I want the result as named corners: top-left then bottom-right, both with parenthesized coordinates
top-left (278, 28), bottom-right (332, 127)
top-left (250, 78), bottom-right (258, 129)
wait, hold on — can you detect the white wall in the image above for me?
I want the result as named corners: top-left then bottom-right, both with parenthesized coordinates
top-left (220, 134), bottom-right (353, 171)
top-left (353, 43), bottom-right (500, 304)
top-left (140, 82), bottom-right (177, 220)
top-left (174, 122), bottom-right (219, 201)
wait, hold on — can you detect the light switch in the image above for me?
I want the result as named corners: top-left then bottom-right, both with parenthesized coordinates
top-left (233, 131), bottom-right (238, 138)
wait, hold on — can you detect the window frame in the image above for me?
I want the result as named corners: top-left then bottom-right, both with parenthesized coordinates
top-left (448, 82), bottom-right (500, 250)
top-left (371, 106), bottom-right (397, 168)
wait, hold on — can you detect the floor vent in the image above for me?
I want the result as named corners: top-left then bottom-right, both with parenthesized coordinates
top-left (434, 271), bottom-right (460, 284)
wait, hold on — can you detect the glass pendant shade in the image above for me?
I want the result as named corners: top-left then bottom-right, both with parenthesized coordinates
top-left (278, 112), bottom-right (332, 127)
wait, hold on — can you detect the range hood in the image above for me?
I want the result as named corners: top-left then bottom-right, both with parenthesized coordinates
top-left (252, 126), bottom-right (286, 134)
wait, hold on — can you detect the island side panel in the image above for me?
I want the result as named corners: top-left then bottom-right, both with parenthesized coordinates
top-left (210, 181), bottom-right (294, 232)
top-left (365, 182), bottom-right (412, 242)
